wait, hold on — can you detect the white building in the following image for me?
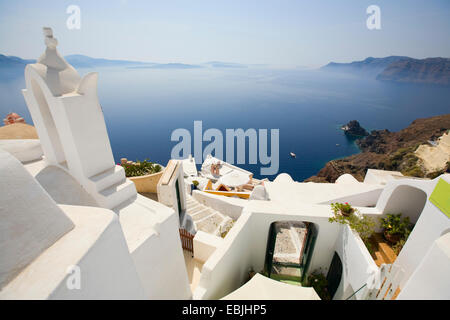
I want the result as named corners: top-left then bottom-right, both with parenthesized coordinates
top-left (0, 28), bottom-right (190, 300)
top-left (189, 169), bottom-right (450, 300)
top-left (0, 28), bottom-right (449, 300)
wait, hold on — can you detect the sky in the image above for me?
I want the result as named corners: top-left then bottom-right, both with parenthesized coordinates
top-left (0, 0), bottom-right (449, 67)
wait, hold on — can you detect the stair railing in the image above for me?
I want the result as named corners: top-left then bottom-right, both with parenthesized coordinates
top-left (362, 263), bottom-right (405, 300)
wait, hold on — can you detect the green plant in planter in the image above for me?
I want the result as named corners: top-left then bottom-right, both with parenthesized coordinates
top-left (329, 203), bottom-right (375, 241)
top-left (122, 159), bottom-right (162, 177)
top-left (331, 202), bottom-right (354, 216)
top-left (392, 232), bottom-right (410, 255)
top-left (305, 269), bottom-right (331, 300)
top-left (380, 214), bottom-right (413, 244)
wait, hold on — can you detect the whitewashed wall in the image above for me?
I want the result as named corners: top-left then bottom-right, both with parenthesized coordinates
top-left (333, 225), bottom-right (378, 300)
top-left (125, 209), bottom-right (191, 300)
top-left (194, 212), bottom-right (254, 300)
top-left (192, 190), bottom-right (245, 220)
top-left (194, 231), bottom-right (225, 264)
top-left (381, 175), bottom-right (450, 288)
top-left (320, 188), bottom-right (383, 208)
top-left (398, 231), bottom-right (450, 299)
top-left (381, 185), bottom-right (427, 223)
top-left (194, 203), bottom-right (341, 300)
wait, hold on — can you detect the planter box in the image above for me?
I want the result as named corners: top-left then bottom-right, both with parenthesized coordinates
top-left (128, 169), bottom-right (164, 193)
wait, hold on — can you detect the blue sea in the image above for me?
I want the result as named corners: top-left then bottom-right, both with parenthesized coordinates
top-left (1, 66), bottom-right (449, 181)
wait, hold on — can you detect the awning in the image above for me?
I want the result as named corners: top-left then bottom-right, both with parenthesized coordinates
top-left (218, 170), bottom-right (250, 187)
top-left (221, 273), bottom-right (321, 300)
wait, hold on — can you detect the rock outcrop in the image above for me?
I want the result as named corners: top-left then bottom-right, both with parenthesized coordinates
top-left (341, 120), bottom-right (369, 137)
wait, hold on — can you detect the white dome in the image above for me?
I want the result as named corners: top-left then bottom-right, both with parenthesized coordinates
top-left (274, 173), bottom-right (294, 183)
top-left (335, 173), bottom-right (359, 184)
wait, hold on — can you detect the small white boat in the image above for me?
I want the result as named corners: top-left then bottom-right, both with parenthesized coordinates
top-left (290, 152), bottom-right (296, 158)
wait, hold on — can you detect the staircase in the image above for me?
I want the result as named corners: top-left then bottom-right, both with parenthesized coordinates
top-left (363, 263), bottom-right (404, 300)
top-left (185, 195), bottom-right (234, 237)
top-left (87, 165), bottom-right (137, 209)
top-left (370, 233), bottom-right (398, 267)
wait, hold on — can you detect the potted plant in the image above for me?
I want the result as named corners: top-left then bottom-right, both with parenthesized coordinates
top-left (329, 202), bottom-right (375, 242)
top-left (391, 232), bottom-right (410, 255)
top-left (331, 202), bottom-right (354, 217)
top-left (380, 213), bottom-right (412, 244)
top-left (120, 158), bottom-right (164, 193)
top-left (305, 269), bottom-right (331, 300)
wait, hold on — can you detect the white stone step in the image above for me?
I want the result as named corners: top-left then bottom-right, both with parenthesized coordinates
top-left (88, 165), bottom-right (126, 192)
top-left (187, 205), bottom-right (204, 215)
top-left (98, 179), bottom-right (137, 209)
top-left (186, 201), bottom-right (196, 208)
top-left (186, 198), bottom-right (197, 204)
top-left (195, 214), bottom-right (225, 235)
top-left (185, 195), bottom-right (235, 236)
top-left (187, 203), bottom-right (204, 212)
top-left (191, 208), bottom-right (213, 221)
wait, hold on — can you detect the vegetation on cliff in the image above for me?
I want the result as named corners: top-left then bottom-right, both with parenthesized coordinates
top-left (305, 114), bottom-right (450, 183)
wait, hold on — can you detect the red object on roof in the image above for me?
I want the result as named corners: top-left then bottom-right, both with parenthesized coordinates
top-left (3, 113), bottom-right (26, 126)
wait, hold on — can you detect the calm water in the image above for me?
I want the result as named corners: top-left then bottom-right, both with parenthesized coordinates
top-left (1, 66), bottom-right (449, 181)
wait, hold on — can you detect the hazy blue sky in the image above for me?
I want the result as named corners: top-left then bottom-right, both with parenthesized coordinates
top-left (0, 0), bottom-right (449, 67)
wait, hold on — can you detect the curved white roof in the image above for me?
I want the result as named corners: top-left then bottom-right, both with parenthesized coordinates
top-left (221, 273), bottom-right (320, 300)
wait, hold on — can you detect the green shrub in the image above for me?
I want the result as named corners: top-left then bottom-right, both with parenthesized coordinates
top-left (122, 159), bottom-right (162, 177)
top-left (380, 214), bottom-right (412, 237)
top-left (331, 202), bottom-right (353, 215)
top-left (392, 235), bottom-right (409, 255)
top-left (402, 165), bottom-right (424, 177)
top-left (305, 270), bottom-right (331, 300)
top-left (427, 169), bottom-right (445, 179)
top-left (379, 214), bottom-right (414, 255)
top-left (329, 203), bottom-right (375, 241)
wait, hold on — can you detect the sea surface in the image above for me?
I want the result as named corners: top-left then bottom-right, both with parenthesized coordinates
top-left (1, 66), bottom-right (449, 181)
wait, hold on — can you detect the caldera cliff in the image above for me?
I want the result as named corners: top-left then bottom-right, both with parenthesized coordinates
top-left (305, 114), bottom-right (450, 183)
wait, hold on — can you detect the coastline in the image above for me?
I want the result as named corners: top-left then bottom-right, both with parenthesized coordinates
top-left (305, 113), bottom-right (450, 183)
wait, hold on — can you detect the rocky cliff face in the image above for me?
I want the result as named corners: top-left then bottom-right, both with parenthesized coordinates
top-left (322, 56), bottom-right (408, 77)
top-left (305, 114), bottom-right (450, 183)
top-left (322, 56), bottom-right (450, 86)
top-left (377, 58), bottom-right (450, 86)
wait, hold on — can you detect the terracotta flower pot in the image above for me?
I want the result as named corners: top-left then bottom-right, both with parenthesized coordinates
top-left (340, 208), bottom-right (354, 217)
top-left (384, 231), bottom-right (401, 244)
top-left (128, 168), bottom-right (164, 193)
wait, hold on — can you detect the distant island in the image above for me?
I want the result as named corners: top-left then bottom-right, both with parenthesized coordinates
top-left (64, 54), bottom-right (150, 68)
top-left (4, 53), bottom-right (448, 85)
top-left (322, 56), bottom-right (450, 85)
top-left (322, 56), bottom-right (409, 77)
top-left (0, 54), bottom-right (249, 70)
top-left (203, 61), bottom-right (248, 68)
top-left (0, 54), bottom-right (35, 68)
top-left (0, 54), bottom-right (150, 69)
top-left (128, 63), bottom-right (203, 69)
